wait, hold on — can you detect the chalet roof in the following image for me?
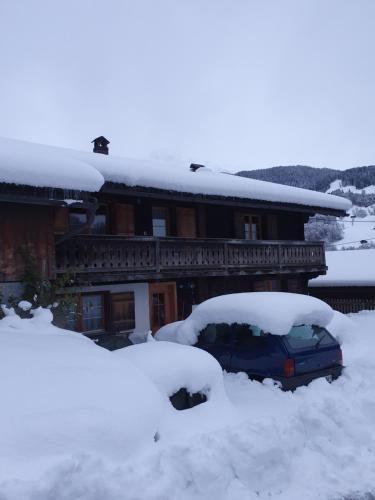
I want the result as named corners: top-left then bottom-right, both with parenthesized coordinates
top-left (0, 136), bottom-right (351, 213)
top-left (309, 249), bottom-right (375, 287)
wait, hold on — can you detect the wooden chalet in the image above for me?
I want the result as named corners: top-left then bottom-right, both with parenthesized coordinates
top-left (0, 136), bottom-right (351, 344)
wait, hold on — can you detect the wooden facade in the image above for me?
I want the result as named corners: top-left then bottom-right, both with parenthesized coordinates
top-left (0, 178), bottom-right (345, 341)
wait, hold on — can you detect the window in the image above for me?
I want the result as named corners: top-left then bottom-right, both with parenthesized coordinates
top-left (82, 295), bottom-right (104, 332)
top-left (69, 209), bottom-right (107, 235)
top-left (254, 279), bottom-right (280, 292)
top-left (236, 213), bottom-right (261, 240)
top-left (285, 325), bottom-right (336, 350)
top-left (197, 323), bottom-right (231, 346)
top-left (111, 292), bottom-right (135, 332)
top-left (152, 207), bottom-right (169, 237)
top-left (66, 294), bottom-right (105, 333)
top-left (91, 214), bottom-right (107, 234)
top-left (232, 323), bottom-right (269, 348)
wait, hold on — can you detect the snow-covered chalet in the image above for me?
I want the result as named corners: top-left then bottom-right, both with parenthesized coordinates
top-left (0, 136), bottom-right (351, 346)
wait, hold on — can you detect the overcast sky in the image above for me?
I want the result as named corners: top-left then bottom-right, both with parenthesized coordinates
top-left (1, 0), bottom-right (375, 171)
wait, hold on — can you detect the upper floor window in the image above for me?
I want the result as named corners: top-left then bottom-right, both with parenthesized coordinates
top-left (152, 207), bottom-right (169, 237)
top-left (235, 213), bottom-right (261, 240)
top-left (69, 208), bottom-right (107, 235)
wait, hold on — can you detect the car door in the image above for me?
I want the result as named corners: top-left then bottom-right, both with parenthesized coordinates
top-left (229, 324), bottom-right (283, 379)
top-left (196, 323), bottom-right (232, 372)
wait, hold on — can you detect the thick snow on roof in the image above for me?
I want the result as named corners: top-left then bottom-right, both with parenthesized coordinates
top-left (0, 136), bottom-right (104, 191)
top-left (0, 136), bottom-right (351, 211)
top-left (157, 292), bottom-right (334, 345)
top-left (309, 249), bottom-right (375, 287)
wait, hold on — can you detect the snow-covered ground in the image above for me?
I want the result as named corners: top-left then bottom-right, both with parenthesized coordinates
top-left (327, 179), bottom-right (375, 195)
top-left (1, 307), bottom-right (375, 500)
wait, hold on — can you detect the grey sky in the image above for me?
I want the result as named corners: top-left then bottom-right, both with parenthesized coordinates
top-left (0, 0), bottom-right (374, 171)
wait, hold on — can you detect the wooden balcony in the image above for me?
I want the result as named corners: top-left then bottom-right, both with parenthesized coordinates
top-left (55, 236), bottom-right (326, 282)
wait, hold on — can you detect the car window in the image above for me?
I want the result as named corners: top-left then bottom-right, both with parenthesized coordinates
top-left (285, 325), bottom-right (336, 349)
top-left (198, 323), bottom-right (231, 346)
top-left (234, 323), bottom-right (269, 348)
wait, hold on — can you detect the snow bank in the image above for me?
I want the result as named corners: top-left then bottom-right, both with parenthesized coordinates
top-left (0, 136), bottom-right (351, 211)
top-left (0, 308), bottom-right (164, 480)
top-left (114, 341), bottom-right (237, 440)
top-left (2, 311), bottom-right (375, 500)
top-left (309, 248), bottom-right (375, 286)
top-left (158, 292), bottom-right (334, 345)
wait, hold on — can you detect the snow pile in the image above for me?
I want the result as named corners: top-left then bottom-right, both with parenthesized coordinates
top-left (0, 307), bottom-right (164, 478)
top-left (157, 292), bottom-right (334, 345)
top-left (115, 341), bottom-right (236, 439)
top-left (0, 307), bottom-right (236, 486)
top-left (309, 248), bottom-right (375, 286)
top-left (1, 311), bottom-right (375, 500)
top-left (0, 136), bottom-right (351, 211)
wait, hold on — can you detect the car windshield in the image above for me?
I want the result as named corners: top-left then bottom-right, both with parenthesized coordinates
top-left (284, 325), bottom-right (336, 350)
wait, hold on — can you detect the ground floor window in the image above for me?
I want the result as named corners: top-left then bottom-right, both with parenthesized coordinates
top-left (254, 279), bottom-right (280, 292)
top-left (66, 293), bottom-right (105, 333)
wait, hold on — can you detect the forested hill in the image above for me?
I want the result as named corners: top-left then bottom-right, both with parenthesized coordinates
top-left (236, 165), bottom-right (375, 193)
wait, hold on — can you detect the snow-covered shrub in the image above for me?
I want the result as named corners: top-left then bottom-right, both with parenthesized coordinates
top-left (305, 214), bottom-right (344, 244)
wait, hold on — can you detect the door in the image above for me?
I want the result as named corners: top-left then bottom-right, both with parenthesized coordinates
top-left (177, 207), bottom-right (197, 238)
top-left (149, 282), bottom-right (177, 334)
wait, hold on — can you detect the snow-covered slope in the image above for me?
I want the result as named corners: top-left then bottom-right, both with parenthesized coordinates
top-left (327, 179), bottom-right (375, 194)
top-left (0, 136), bottom-right (351, 211)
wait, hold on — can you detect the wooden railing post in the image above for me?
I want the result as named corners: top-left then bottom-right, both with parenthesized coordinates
top-left (155, 238), bottom-right (160, 273)
top-left (224, 241), bottom-right (229, 271)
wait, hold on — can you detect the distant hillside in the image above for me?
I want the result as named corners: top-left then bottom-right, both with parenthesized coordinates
top-left (236, 165), bottom-right (375, 194)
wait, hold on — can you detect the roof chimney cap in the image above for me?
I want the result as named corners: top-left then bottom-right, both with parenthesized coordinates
top-left (190, 163), bottom-right (205, 172)
top-left (92, 136), bottom-right (110, 155)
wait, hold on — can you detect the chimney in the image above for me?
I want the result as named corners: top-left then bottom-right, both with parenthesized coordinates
top-left (190, 163), bottom-right (205, 172)
top-left (91, 136), bottom-right (110, 155)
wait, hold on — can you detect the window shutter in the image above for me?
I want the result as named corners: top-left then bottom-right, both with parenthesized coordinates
top-left (53, 207), bottom-right (68, 234)
top-left (267, 214), bottom-right (278, 240)
top-left (113, 204), bottom-right (135, 235)
top-left (177, 207), bottom-right (197, 238)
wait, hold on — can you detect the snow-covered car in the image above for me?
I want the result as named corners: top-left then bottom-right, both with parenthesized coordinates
top-left (156, 292), bottom-right (344, 390)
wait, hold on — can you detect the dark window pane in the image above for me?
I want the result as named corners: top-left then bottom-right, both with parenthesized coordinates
top-left (285, 325), bottom-right (335, 349)
top-left (69, 212), bottom-right (86, 231)
top-left (198, 323), bottom-right (231, 346)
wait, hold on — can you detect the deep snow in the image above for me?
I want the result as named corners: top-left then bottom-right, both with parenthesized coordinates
top-left (0, 136), bottom-right (351, 211)
top-left (0, 308), bottom-right (375, 500)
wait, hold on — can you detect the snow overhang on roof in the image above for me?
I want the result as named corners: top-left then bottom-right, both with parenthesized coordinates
top-left (309, 249), bottom-right (375, 287)
top-left (0, 136), bottom-right (352, 213)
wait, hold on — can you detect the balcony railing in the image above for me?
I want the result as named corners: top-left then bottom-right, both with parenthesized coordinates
top-left (55, 236), bottom-right (326, 279)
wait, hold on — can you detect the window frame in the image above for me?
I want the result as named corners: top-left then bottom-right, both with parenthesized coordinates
top-left (152, 206), bottom-right (170, 237)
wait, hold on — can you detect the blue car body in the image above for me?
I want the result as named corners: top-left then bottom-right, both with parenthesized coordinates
top-left (195, 323), bottom-right (343, 390)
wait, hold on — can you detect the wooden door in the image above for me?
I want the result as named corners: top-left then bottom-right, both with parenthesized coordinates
top-left (177, 207), bottom-right (197, 238)
top-left (149, 282), bottom-right (177, 334)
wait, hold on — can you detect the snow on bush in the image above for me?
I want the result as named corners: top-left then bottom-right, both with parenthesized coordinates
top-left (157, 292), bottom-right (334, 345)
